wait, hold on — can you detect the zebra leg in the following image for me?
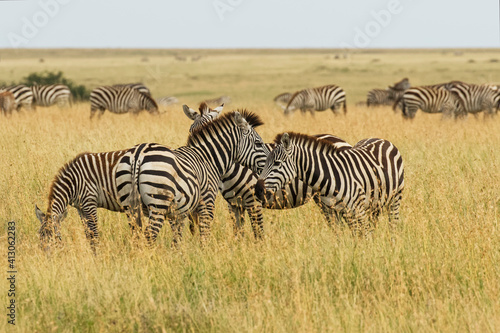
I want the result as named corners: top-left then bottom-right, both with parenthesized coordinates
top-left (78, 206), bottom-right (99, 253)
top-left (227, 202), bottom-right (245, 237)
top-left (388, 190), bottom-right (403, 230)
top-left (312, 195), bottom-right (335, 226)
top-left (197, 200), bottom-right (216, 244)
top-left (246, 201), bottom-right (264, 239)
top-left (169, 217), bottom-right (184, 247)
top-left (188, 212), bottom-right (199, 236)
top-left (144, 207), bottom-right (166, 246)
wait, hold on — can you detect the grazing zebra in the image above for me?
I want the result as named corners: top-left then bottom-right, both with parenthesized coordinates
top-left (366, 89), bottom-right (393, 107)
top-left (113, 83), bottom-right (151, 96)
top-left (273, 92), bottom-right (292, 108)
top-left (394, 86), bottom-right (463, 119)
top-left (449, 82), bottom-right (500, 117)
top-left (284, 85), bottom-right (347, 116)
top-left (156, 96), bottom-right (179, 107)
top-left (90, 86), bottom-right (159, 119)
top-left (116, 110), bottom-right (269, 245)
top-left (0, 91), bottom-right (16, 115)
top-left (1, 85), bottom-right (34, 111)
top-left (181, 103), bottom-right (353, 230)
top-left (202, 95), bottom-right (231, 106)
top-left (256, 132), bottom-right (404, 236)
top-left (31, 84), bottom-right (72, 108)
top-left (35, 149), bottom-right (132, 252)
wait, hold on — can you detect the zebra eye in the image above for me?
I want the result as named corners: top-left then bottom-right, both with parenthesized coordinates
top-left (273, 161), bottom-right (282, 167)
top-left (255, 140), bottom-right (263, 147)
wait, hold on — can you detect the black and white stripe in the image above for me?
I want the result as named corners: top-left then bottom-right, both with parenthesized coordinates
top-left (257, 133), bottom-right (404, 236)
top-left (366, 89), bottom-right (403, 107)
top-left (31, 84), bottom-right (72, 107)
top-left (90, 86), bottom-right (159, 118)
top-left (113, 83), bottom-right (151, 96)
top-left (449, 82), bottom-right (500, 117)
top-left (284, 85), bottom-right (347, 116)
top-left (273, 92), bottom-right (292, 109)
top-left (1, 85), bottom-right (34, 111)
top-left (35, 150), bottom-right (130, 252)
top-left (116, 110), bottom-right (270, 245)
top-left (394, 86), bottom-right (463, 119)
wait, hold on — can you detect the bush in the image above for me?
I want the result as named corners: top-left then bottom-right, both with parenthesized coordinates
top-left (19, 71), bottom-right (90, 101)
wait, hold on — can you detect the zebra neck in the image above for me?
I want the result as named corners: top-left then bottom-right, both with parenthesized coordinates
top-left (47, 174), bottom-right (77, 218)
top-left (295, 144), bottom-right (335, 193)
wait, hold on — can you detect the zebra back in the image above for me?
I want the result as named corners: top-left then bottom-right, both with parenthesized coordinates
top-left (113, 83), bottom-right (151, 96)
top-left (90, 86), bottom-right (158, 118)
top-left (31, 84), bottom-right (72, 107)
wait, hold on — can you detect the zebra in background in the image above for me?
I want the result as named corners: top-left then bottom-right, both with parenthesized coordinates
top-left (202, 95), bottom-right (231, 106)
top-left (113, 83), bottom-right (151, 96)
top-left (181, 103), bottom-right (353, 228)
top-left (394, 86), bottom-right (463, 119)
top-left (388, 77), bottom-right (411, 91)
top-left (31, 84), bottom-right (72, 108)
top-left (0, 91), bottom-right (16, 115)
top-left (0, 85), bottom-right (34, 111)
top-left (116, 110), bottom-right (269, 245)
top-left (366, 89), bottom-right (393, 107)
top-left (183, 102), bottom-right (224, 132)
top-left (156, 96), bottom-right (179, 107)
top-left (284, 84), bottom-right (346, 116)
top-left (273, 92), bottom-right (292, 109)
top-left (256, 133), bottom-right (404, 236)
top-left (449, 82), bottom-right (500, 117)
top-left (35, 149), bottom-right (132, 253)
top-left (90, 86), bottom-right (158, 119)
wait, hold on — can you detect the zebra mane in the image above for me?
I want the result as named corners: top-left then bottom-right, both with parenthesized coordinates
top-left (198, 102), bottom-right (209, 114)
top-left (273, 132), bottom-right (343, 153)
top-left (46, 152), bottom-right (91, 213)
top-left (187, 109), bottom-right (264, 145)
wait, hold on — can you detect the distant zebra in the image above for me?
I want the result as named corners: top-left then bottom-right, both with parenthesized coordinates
top-left (284, 85), bottom-right (346, 116)
top-left (90, 86), bottom-right (158, 119)
top-left (389, 78), bottom-right (411, 91)
top-left (256, 133), bottom-right (404, 236)
top-left (113, 83), bottom-right (151, 96)
top-left (394, 86), bottom-right (463, 119)
top-left (156, 96), bottom-right (179, 107)
top-left (31, 84), bottom-right (72, 108)
top-left (273, 92), bottom-right (292, 108)
top-left (1, 85), bottom-right (34, 111)
top-left (449, 82), bottom-right (500, 117)
top-left (116, 110), bottom-right (269, 245)
top-left (181, 103), bottom-right (353, 228)
top-left (366, 89), bottom-right (393, 107)
top-left (202, 95), bottom-right (231, 106)
top-left (0, 91), bottom-right (16, 115)
top-left (35, 149), bottom-right (131, 252)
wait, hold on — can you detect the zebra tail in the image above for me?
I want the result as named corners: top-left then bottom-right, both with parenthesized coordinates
top-left (127, 146), bottom-right (143, 230)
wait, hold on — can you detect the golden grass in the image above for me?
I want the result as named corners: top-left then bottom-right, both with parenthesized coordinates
top-left (0, 49), bottom-right (499, 332)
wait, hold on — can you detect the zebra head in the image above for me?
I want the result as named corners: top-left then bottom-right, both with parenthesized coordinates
top-left (256, 132), bottom-right (296, 200)
top-left (35, 205), bottom-right (64, 251)
top-left (183, 102), bottom-right (224, 133)
top-left (283, 91), bottom-right (302, 116)
top-left (233, 111), bottom-right (270, 173)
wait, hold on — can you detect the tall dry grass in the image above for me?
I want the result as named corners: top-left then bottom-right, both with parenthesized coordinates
top-left (0, 49), bottom-right (499, 332)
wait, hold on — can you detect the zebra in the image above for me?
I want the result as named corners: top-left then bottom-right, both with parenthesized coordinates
top-left (31, 84), bottom-right (72, 108)
top-left (202, 95), bottom-right (231, 106)
top-left (181, 103), bottom-right (353, 228)
top-left (35, 149), bottom-right (133, 252)
top-left (0, 85), bottom-right (34, 111)
top-left (183, 102), bottom-right (224, 132)
top-left (273, 92), bottom-right (292, 109)
top-left (366, 89), bottom-right (393, 107)
top-left (90, 86), bottom-right (159, 119)
top-left (393, 86), bottom-right (464, 119)
top-left (116, 110), bottom-right (270, 245)
top-left (112, 83), bottom-right (151, 96)
top-left (156, 96), bottom-right (179, 107)
top-left (0, 91), bottom-right (16, 115)
top-left (449, 82), bottom-right (500, 117)
top-left (256, 132), bottom-right (404, 236)
top-left (284, 85), bottom-right (347, 116)
top-left (388, 78), bottom-right (411, 91)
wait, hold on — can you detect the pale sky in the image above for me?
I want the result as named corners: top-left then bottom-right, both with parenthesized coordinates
top-left (0, 0), bottom-right (498, 49)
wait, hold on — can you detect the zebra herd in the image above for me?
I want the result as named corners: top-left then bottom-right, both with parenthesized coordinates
top-left (36, 102), bottom-right (405, 253)
top-left (363, 78), bottom-right (500, 119)
top-left (0, 84), bottom-right (71, 114)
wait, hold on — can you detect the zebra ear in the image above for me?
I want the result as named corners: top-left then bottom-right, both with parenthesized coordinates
top-left (281, 133), bottom-right (291, 150)
top-left (234, 111), bottom-right (250, 132)
top-left (35, 205), bottom-right (45, 224)
top-left (213, 103), bottom-right (224, 114)
top-left (183, 105), bottom-right (199, 120)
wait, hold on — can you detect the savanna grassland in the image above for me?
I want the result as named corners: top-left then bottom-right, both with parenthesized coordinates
top-left (0, 48), bottom-right (499, 332)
